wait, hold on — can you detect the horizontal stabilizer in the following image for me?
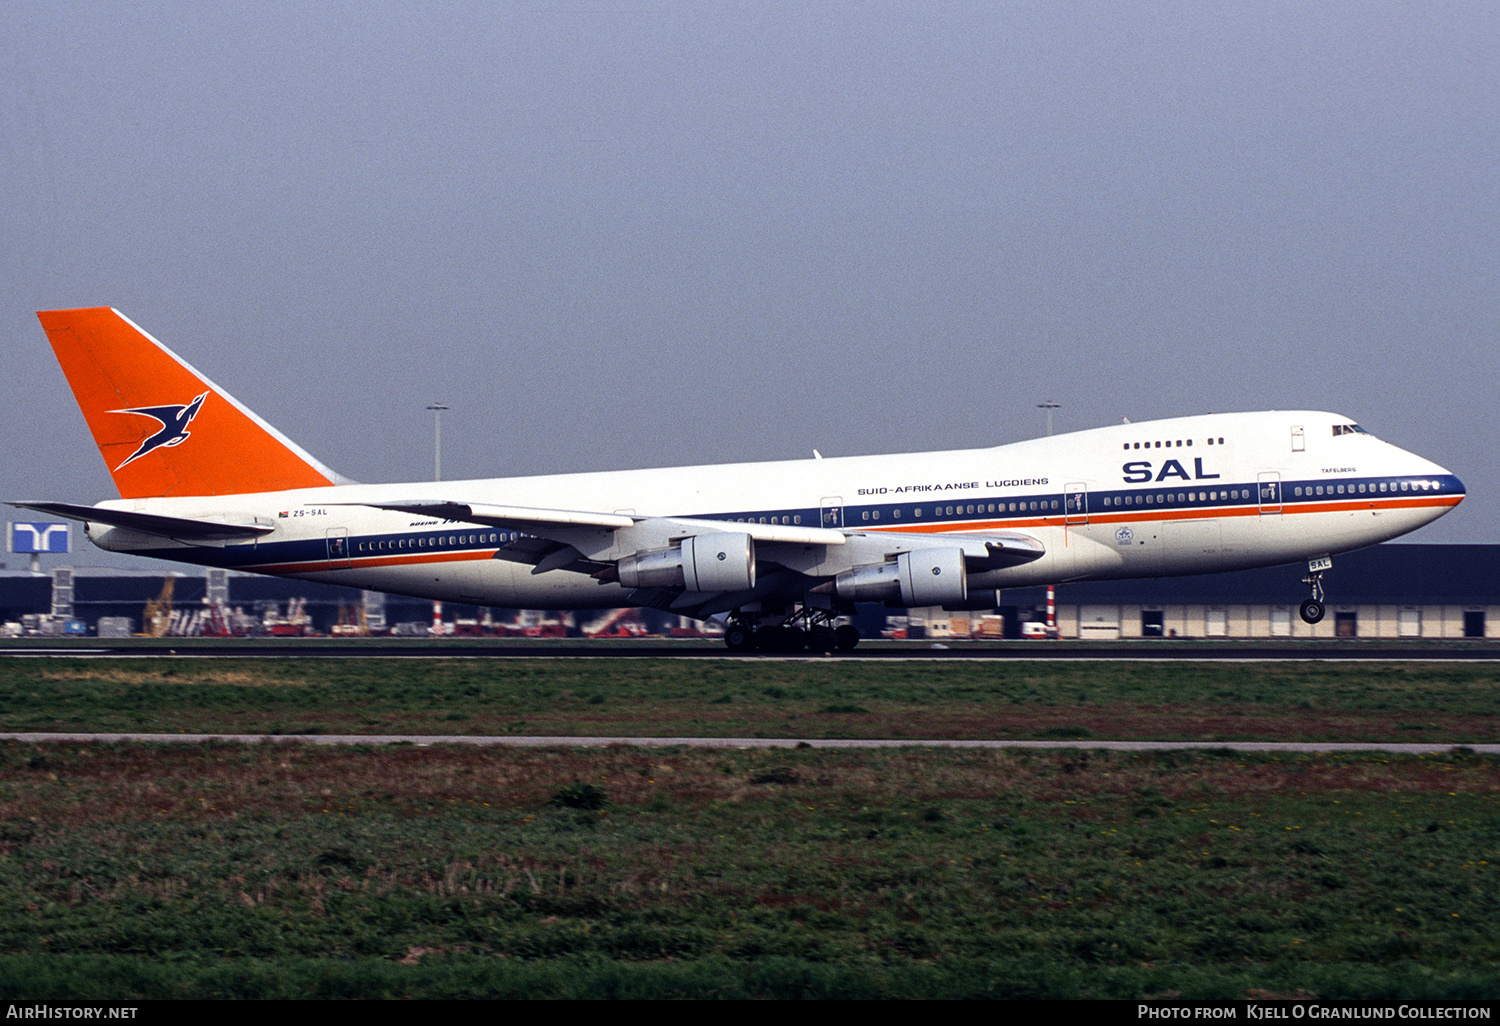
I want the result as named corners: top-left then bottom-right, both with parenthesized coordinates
top-left (8, 501), bottom-right (275, 540)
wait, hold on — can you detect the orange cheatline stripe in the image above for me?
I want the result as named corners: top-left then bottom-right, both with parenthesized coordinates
top-left (249, 549), bottom-right (500, 575)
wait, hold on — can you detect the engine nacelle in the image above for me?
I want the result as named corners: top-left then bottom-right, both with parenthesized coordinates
top-left (682, 532), bottom-right (755, 592)
top-left (898, 548), bottom-right (967, 607)
top-left (940, 589), bottom-right (1002, 612)
top-left (828, 559), bottom-right (902, 602)
top-left (617, 532), bottom-right (755, 593)
top-left (832, 548), bottom-right (968, 607)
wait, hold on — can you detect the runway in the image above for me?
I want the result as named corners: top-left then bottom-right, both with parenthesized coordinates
top-left (4, 639), bottom-right (1500, 660)
top-left (2, 732), bottom-right (1496, 754)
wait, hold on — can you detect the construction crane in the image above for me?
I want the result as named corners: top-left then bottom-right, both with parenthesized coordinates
top-left (140, 575), bottom-right (176, 637)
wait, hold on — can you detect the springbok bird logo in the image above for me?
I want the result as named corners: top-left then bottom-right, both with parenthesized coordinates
top-left (112, 392), bottom-right (209, 470)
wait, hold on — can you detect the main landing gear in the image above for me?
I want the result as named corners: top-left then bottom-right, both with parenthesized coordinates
top-left (723, 608), bottom-right (860, 654)
top-left (1299, 556), bottom-right (1332, 624)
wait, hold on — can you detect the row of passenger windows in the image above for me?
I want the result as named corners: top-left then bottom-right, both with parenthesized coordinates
top-left (1100, 490), bottom-right (1248, 506)
top-left (859, 500), bottom-right (1061, 521)
top-left (1098, 479), bottom-right (1443, 507)
top-left (356, 531), bottom-right (522, 553)
top-left (1122, 437), bottom-right (1226, 450)
top-left (1294, 479), bottom-right (1441, 497)
top-left (733, 499), bottom-right (1067, 525)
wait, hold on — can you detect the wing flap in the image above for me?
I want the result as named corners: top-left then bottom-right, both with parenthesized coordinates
top-left (663, 517), bottom-right (845, 547)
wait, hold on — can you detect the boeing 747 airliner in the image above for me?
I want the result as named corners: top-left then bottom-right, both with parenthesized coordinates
top-left (14, 308), bottom-right (1465, 651)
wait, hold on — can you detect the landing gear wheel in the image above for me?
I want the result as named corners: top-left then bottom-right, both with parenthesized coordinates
top-left (755, 626), bottom-right (806, 653)
top-left (834, 624), bottom-right (861, 651)
top-left (808, 626), bottom-right (838, 653)
top-left (724, 624), bottom-right (754, 652)
top-left (1299, 557), bottom-right (1330, 626)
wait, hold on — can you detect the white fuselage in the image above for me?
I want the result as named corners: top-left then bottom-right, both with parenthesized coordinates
top-left (84, 410), bottom-right (1464, 611)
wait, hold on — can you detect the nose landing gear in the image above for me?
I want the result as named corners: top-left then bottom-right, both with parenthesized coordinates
top-left (1300, 556), bottom-right (1332, 624)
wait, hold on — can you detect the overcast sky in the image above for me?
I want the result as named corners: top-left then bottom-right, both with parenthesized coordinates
top-left (3, 1), bottom-right (1494, 570)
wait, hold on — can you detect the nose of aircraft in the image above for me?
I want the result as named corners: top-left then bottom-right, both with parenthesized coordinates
top-left (1426, 461), bottom-right (1464, 516)
top-left (1399, 445), bottom-right (1465, 523)
top-left (1428, 455), bottom-right (1465, 504)
top-left (1409, 446), bottom-right (1464, 507)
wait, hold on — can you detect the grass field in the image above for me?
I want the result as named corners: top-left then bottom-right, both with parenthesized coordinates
top-left (0, 656), bottom-right (1496, 998)
top-left (2, 654), bottom-right (1498, 742)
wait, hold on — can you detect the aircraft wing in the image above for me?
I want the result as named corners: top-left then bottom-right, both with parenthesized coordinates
top-left (349, 499), bottom-right (1040, 568)
top-left (348, 499), bottom-right (851, 583)
top-left (8, 501), bottom-right (275, 540)
top-left (346, 498), bottom-right (1043, 616)
top-left (352, 500), bottom-right (637, 532)
top-left (351, 500), bottom-right (847, 547)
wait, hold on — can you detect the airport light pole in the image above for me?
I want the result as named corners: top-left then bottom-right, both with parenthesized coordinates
top-left (425, 402), bottom-right (450, 637)
top-left (1038, 399), bottom-right (1060, 436)
top-left (426, 403), bottom-right (448, 482)
top-left (1037, 400), bottom-right (1061, 638)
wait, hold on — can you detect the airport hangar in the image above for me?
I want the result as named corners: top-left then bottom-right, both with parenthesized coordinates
top-left (1, 543), bottom-right (1495, 641)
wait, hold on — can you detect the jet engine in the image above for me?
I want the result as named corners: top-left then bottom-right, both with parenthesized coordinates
top-left (829, 548), bottom-right (968, 607)
top-left (617, 532), bottom-right (756, 592)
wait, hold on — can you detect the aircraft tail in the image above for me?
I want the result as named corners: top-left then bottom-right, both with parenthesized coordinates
top-left (38, 307), bottom-right (347, 498)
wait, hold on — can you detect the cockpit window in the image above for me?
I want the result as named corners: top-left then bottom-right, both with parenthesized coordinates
top-left (1332, 424), bottom-right (1369, 437)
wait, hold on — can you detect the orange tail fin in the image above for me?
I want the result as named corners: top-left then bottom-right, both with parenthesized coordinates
top-left (38, 307), bottom-right (346, 498)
